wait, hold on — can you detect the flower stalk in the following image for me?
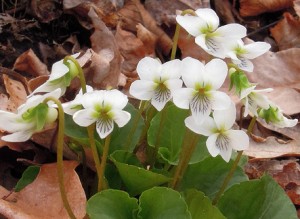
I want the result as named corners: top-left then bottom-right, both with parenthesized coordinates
top-left (212, 116), bottom-right (257, 205)
top-left (43, 97), bottom-right (76, 219)
top-left (170, 128), bottom-right (199, 189)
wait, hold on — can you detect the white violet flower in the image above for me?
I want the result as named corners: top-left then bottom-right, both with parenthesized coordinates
top-left (259, 103), bottom-right (298, 128)
top-left (30, 53), bottom-right (80, 96)
top-left (176, 8), bottom-right (247, 58)
top-left (62, 85), bottom-right (94, 115)
top-left (129, 57), bottom-right (182, 111)
top-left (173, 57), bottom-right (231, 124)
top-left (72, 89), bottom-right (131, 139)
top-left (240, 85), bottom-right (273, 117)
top-left (0, 89), bottom-right (61, 142)
top-left (226, 40), bottom-right (271, 72)
top-left (185, 102), bottom-right (249, 162)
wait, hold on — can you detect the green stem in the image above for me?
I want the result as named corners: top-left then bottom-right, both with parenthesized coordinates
top-left (137, 105), bottom-right (157, 145)
top-left (171, 128), bottom-right (199, 190)
top-left (64, 56), bottom-right (87, 93)
top-left (148, 107), bottom-right (167, 167)
top-left (98, 134), bottom-right (112, 191)
top-left (43, 97), bottom-right (76, 219)
top-left (170, 9), bottom-right (196, 60)
top-left (125, 100), bottom-right (146, 151)
top-left (212, 116), bottom-right (257, 205)
top-left (87, 124), bottom-right (102, 192)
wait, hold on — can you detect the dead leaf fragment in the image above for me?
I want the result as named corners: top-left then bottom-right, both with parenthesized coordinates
top-left (13, 49), bottom-right (49, 77)
top-left (295, 0), bottom-right (300, 17)
top-left (239, 0), bottom-right (294, 17)
top-left (0, 161), bottom-right (86, 219)
top-left (270, 12), bottom-right (300, 50)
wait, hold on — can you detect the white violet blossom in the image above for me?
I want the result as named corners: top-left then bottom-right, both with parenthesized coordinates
top-left (0, 89), bottom-right (61, 142)
top-left (240, 85), bottom-right (273, 117)
top-left (259, 103), bottom-right (298, 128)
top-left (129, 57), bottom-right (182, 111)
top-left (30, 53), bottom-right (80, 96)
top-left (226, 40), bottom-right (271, 72)
top-left (185, 102), bottom-right (249, 162)
top-left (176, 8), bottom-right (247, 58)
top-left (72, 89), bottom-right (131, 139)
top-left (173, 57), bottom-right (231, 124)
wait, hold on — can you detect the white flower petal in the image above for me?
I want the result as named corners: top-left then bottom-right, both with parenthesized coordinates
top-left (206, 133), bottom-right (221, 157)
top-left (234, 58), bottom-right (254, 72)
top-left (2, 130), bottom-right (34, 142)
top-left (195, 35), bottom-right (210, 51)
top-left (165, 79), bottom-right (183, 91)
top-left (111, 109), bottom-right (131, 128)
top-left (199, 36), bottom-right (226, 58)
top-left (214, 134), bottom-right (233, 162)
top-left (0, 112), bottom-right (31, 132)
top-left (190, 93), bottom-right (212, 122)
top-left (176, 15), bottom-right (205, 37)
top-left (213, 102), bottom-right (236, 130)
top-left (129, 80), bottom-right (156, 101)
top-left (243, 42), bottom-right (271, 59)
top-left (216, 24), bottom-right (247, 39)
top-left (151, 88), bottom-right (171, 111)
top-left (96, 119), bottom-right (114, 139)
top-left (211, 91), bottom-right (231, 110)
top-left (219, 146), bottom-right (233, 162)
top-left (172, 88), bottom-right (194, 109)
top-left (203, 59), bottom-right (227, 89)
top-left (49, 60), bottom-right (69, 81)
top-left (73, 108), bottom-right (98, 127)
top-left (80, 91), bottom-right (105, 109)
top-left (251, 92), bottom-right (271, 109)
top-left (195, 8), bottom-right (219, 30)
top-left (136, 57), bottom-right (161, 80)
top-left (185, 115), bottom-right (216, 136)
top-left (276, 117), bottom-right (298, 128)
top-left (161, 59), bottom-right (182, 79)
top-left (227, 130), bottom-right (249, 151)
top-left (105, 90), bottom-right (128, 110)
top-left (240, 86), bottom-right (256, 99)
top-left (227, 51), bottom-right (239, 61)
top-left (181, 57), bottom-right (205, 88)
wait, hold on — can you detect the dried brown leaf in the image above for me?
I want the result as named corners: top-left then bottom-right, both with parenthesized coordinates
top-left (0, 161), bottom-right (86, 219)
top-left (29, 0), bottom-right (62, 23)
top-left (87, 8), bottom-right (122, 89)
top-left (270, 12), bottom-right (300, 50)
top-left (295, 0), bottom-right (300, 17)
top-left (118, 0), bottom-right (173, 55)
top-left (13, 49), bottom-right (49, 77)
top-left (239, 0), bottom-right (294, 17)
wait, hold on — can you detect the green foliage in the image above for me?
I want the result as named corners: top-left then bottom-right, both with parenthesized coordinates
top-left (15, 166), bottom-right (40, 192)
top-left (217, 175), bottom-right (298, 219)
top-left (148, 104), bottom-right (209, 165)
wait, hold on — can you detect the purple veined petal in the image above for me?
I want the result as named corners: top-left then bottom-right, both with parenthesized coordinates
top-left (203, 58), bottom-right (227, 89)
top-left (95, 118), bottom-right (114, 139)
top-left (214, 134), bottom-right (233, 162)
top-left (161, 59), bottom-right (182, 79)
top-left (213, 102), bottom-right (236, 130)
top-left (210, 91), bottom-right (231, 111)
top-left (198, 36), bottom-right (226, 59)
top-left (110, 109), bottom-right (131, 128)
top-left (243, 42), bottom-right (271, 59)
top-left (227, 130), bottom-right (249, 151)
top-left (195, 8), bottom-right (219, 31)
top-left (150, 86), bottom-right (172, 111)
top-left (129, 80), bottom-right (156, 101)
top-left (73, 108), bottom-right (98, 127)
top-left (172, 88), bottom-right (194, 110)
top-left (1, 129), bottom-right (34, 142)
top-left (216, 23), bottom-right (247, 39)
top-left (105, 89), bottom-right (128, 110)
top-left (235, 58), bottom-right (254, 72)
top-left (189, 92), bottom-right (212, 122)
top-left (206, 133), bottom-right (221, 157)
top-left (176, 15), bottom-right (205, 37)
top-left (136, 57), bottom-right (161, 81)
top-left (195, 34), bottom-right (209, 51)
top-left (181, 57), bottom-right (205, 88)
top-left (185, 115), bottom-right (216, 136)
